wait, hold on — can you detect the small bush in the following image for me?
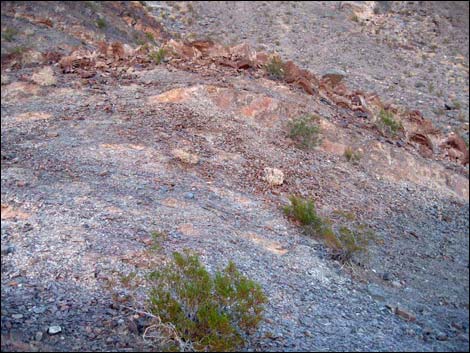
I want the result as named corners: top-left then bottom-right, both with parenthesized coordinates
top-left (265, 56), bottom-right (284, 80)
top-left (2, 28), bottom-right (18, 42)
top-left (145, 31), bottom-right (155, 42)
top-left (284, 196), bottom-right (374, 263)
top-left (96, 18), bottom-right (107, 29)
top-left (377, 109), bottom-right (403, 137)
top-left (350, 14), bottom-right (359, 23)
top-left (288, 115), bottom-right (322, 149)
top-left (150, 231), bottom-right (167, 251)
top-left (335, 226), bottom-right (374, 263)
top-left (452, 100), bottom-right (462, 110)
top-left (149, 47), bottom-right (167, 64)
top-left (344, 147), bottom-right (361, 164)
top-left (147, 251), bottom-right (267, 352)
top-left (283, 196), bottom-right (322, 228)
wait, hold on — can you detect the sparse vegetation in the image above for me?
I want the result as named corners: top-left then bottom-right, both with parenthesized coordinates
top-left (2, 28), bottom-right (18, 42)
top-left (284, 196), bottom-right (374, 263)
top-left (265, 56), bottom-right (284, 80)
top-left (84, 1), bottom-right (99, 11)
top-left (428, 82), bottom-right (434, 94)
top-left (344, 147), bottom-right (361, 164)
top-left (452, 99), bottom-right (462, 110)
top-left (10, 46), bottom-right (27, 55)
top-left (149, 47), bottom-right (167, 64)
top-left (377, 109), bottom-right (403, 137)
top-left (288, 115), bottom-right (322, 149)
top-left (96, 18), bottom-right (107, 29)
top-left (150, 230), bottom-right (166, 251)
top-left (350, 14), bottom-right (359, 23)
top-left (119, 271), bottom-right (137, 288)
top-left (145, 31), bottom-right (155, 42)
top-left (147, 251), bottom-right (267, 352)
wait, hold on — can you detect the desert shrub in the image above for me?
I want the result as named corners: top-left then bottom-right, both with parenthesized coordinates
top-left (145, 31), bottom-right (155, 42)
top-left (288, 115), bottom-right (321, 149)
top-left (265, 56), bottom-right (284, 80)
top-left (147, 251), bottom-right (267, 352)
top-left (334, 226), bottom-right (375, 262)
top-left (96, 18), bottom-right (107, 29)
top-left (283, 195), bottom-right (321, 227)
top-left (2, 28), bottom-right (18, 42)
top-left (284, 196), bottom-right (374, 263)
top-left (377, 109), bottom-right (403, 137)
top-left (344, 147), bottom-right (361, 164)
top-left (149, 47), bottom-right (167, 64)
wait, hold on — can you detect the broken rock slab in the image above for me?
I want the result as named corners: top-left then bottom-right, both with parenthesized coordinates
top-left (322, 69), bottom-right (347, 87)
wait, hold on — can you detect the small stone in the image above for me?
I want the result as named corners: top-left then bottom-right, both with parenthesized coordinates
top-left (184, 192), bottom-right (195, 199)
top-left (436, 333), bottom-right (448, 341)
top-left (264, 167), bottom-right (284, 186)
top-left (35, 331), bottom-right (43, 341)
top-left (31, 66), bottom-right (56, 86)
top-left (367, 284), bottom-right (386, 302)
top-left (1, 74), bottom-right (10, 85)
top-left (12, 314), bottom-right (23, 319)
top-left (382, 272), bottom-right (391, 281)
top-left (48, 325), bottom-right (62, 335)
top-left (32, 306), bottom-right (47, 314)
top-left (322, 69), bottom-right (347, 86)
top-left (171, 148), bottom-right (199, 165)
top-left (391, 280), bottom-right (402, 288)
top-left (444, 103), bottom-right (455, 110)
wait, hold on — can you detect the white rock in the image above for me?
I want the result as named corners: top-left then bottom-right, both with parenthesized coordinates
top-left (264, 167), bottom-right (284, 186)
top-left (48, 325), bottom-right (62, 335)
top-left (31, 66), bottom-right (56, 86)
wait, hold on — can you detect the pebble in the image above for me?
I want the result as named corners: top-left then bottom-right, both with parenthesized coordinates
top-left (35, 331), bottom-right (43, 341)
top-left (48, 325), bottom-right (62, 335)
top-left (436, 333), bottom-right (448, 341)
top-left (12, 314), bottom-right (23, 319)
top-left (184, 192), bottom-right (195, 199)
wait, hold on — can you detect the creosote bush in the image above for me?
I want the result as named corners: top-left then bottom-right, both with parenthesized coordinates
top-left (344, 147), bottom-right (361, 164)
top-left (2, 28), bottom-right (18, 42)
top-left (149, 47), bottom-right (167, 64)
top-left (265, 56), bottom-right (284, 80)
top-left (147, 251), bottom-right (267, 352)
top-left (284, 196), bottom-right (374, 263)
top-left (96, 18), bottom-right (107, 29)
top-left (377, 108), bottom-right (403, 137)
top-left (288, 115), bottom-right (322, 149)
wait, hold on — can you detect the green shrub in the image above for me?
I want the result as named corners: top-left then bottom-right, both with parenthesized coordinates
top-left (334, 226), bottom-right (375, 262)
top-left (149, 47), bottom-right (167, 64)
top-left (147, 251), bottom-right (267, 352)
top-left (145, 31), bottom-right (155, 42)
top-left (2, 28), bottom-right (18, 42)
top-left (96, 18), bottom-right (107, 29)
top-left (284, 196), bottom-right (374, 263)
top-left (288, 115), bottom-right (322, 149)
top-left (150, 231), bottom-right (167, 251)
top-left (265, 56), bottom-right (284, 80)
top-left (344, 147), bottom-right (361, 164)
top-left (377, 109), bottom-right (403, 137)
top-left (283, 195), bottom-right (322, 228)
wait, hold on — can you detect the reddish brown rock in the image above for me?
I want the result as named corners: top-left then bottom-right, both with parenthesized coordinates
top-left (395, 307), bottom-right (416, 322)
top-left (409, 133), bottom-right (434, 158)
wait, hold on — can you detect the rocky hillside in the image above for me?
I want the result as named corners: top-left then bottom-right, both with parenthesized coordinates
top-left (1, 1), bottom-right (469, 351)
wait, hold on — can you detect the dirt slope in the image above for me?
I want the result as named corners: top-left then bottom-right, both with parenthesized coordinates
top-left (1, 1), bottom-right (469, 352)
